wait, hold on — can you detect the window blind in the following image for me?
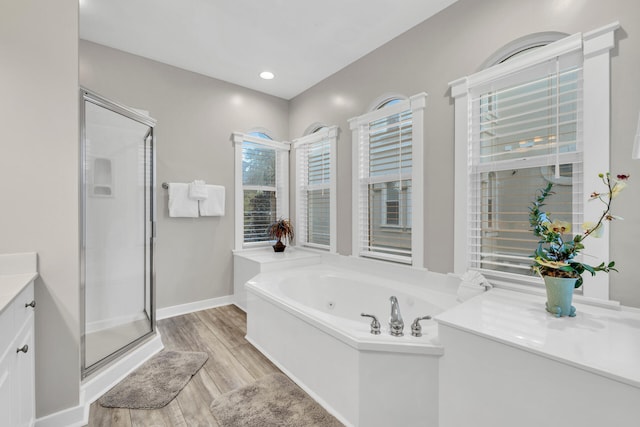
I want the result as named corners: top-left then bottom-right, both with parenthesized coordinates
top-left (242, 141), bottom-right (277, 243)
top-left (297, 138), bottom-right (331, 248)
top-left (369, 111), bottom-right (413, 177)
top-left (359, 110), bottom-right (413, 260)
top-left (468, 56), bottom-right (583, 277)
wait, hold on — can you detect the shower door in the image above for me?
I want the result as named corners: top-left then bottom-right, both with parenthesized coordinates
top-left (80, 89), bottom-right (156, 377)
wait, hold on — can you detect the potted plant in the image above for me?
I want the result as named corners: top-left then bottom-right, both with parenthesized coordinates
top-left (529, 172), bottom-right (629, 317)
top-left (267, 218), bottom-right (294, 252)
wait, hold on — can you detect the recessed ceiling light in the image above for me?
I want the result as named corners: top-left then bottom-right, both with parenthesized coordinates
top-left (260, 71), bottom-right (275, 80)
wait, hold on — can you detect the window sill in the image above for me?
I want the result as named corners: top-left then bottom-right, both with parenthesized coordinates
top-left (379, 224), bottom-right (412, 231)
top-left (242, 241), bottom-right (274, 250)
top-left (474, 270), bottom-right (621, 310)
top-left (299, 243), bottom-right (331, 252)
top-left (359, 251), bottom-right (412, 265)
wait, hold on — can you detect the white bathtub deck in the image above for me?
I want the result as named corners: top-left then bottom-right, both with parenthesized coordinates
top-left (245, 261), bottom-right (454, 427)
top-left (436, 287), bottom-right (640, 388)
top-left (436, 288), bottom-right (640, 426)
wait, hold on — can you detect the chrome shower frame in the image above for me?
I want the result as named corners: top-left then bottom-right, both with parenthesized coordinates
top-left (79, 88), bottom-right (158, 379)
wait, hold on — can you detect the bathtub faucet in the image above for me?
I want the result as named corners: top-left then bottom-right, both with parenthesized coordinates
top-left (411, 315), bottom-right (432, 337)
top-left (389, 296), bottom-right (404, 336)
top-left (361, 313), bottom-right (381, 335)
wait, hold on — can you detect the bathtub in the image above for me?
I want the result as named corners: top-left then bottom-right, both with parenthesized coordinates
top-left (245, 261), bottom-right (459, 427)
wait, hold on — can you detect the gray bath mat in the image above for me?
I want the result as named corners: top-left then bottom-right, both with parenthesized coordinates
top-left (210, 373), bottom-right (343, 427)
top-left (99, 350), bottom-right (208, 409)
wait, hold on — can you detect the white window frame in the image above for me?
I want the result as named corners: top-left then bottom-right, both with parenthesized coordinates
top-left (232, 131), bottom-right (290, 250)
top-left (450, 22), bottom-right (619, 300)
top-left (293, 126), bottom-right (338, 253)
top-left (348, 92), bottom-right (426, 267)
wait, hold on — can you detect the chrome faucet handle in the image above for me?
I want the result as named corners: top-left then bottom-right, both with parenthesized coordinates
top-left (361, 313), bottom-right (381, 335)
top-left (411, 315), bottom-right (432, 337)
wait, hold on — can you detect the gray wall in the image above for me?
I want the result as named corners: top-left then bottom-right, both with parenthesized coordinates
top-left (289, 0), bottom-right (640, 307)
top-left (1, 1), bottom-right (639, 420)
top-left (0, 0), bottom-right (80, 417)
top-left (80, 40), bottom-right (289, 309)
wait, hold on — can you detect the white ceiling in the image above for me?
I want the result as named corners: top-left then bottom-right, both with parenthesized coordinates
top-left (80, 0), bottom-right (458, 100)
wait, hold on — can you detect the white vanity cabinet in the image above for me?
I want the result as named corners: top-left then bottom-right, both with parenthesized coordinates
top-left (0, 259), bottom-right (37, 427)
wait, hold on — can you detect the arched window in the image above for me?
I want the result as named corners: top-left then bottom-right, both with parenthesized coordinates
top-left (349, 92), bottom-right (426, 267)
top-left (248, 131), bottom-right (273, 140)
top-left (450, 23), bottom-right (618, 299)
top-left (302, 122), bottom-right (329, 136)
top-left (368, 93), bottom-right (409, 112)
top-left (232, 130), bottom-right (289, 249)
top-left (293, 125), bottom-right (338, 252)
top-left (479, 32), bottom-right (568, 69)
top-left (376, 98), bottom-right (403, 109)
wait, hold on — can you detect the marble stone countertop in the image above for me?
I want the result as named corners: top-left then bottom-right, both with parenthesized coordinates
top-left (233, 247), bottom-right (322, 263)
top-left (435, 288), bottom-right (640, 389)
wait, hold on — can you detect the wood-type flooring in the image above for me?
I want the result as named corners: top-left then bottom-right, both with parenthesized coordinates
top-left (86, 305), bottom-right (281, 426)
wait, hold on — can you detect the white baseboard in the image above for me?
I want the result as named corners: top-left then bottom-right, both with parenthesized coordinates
top-left (33, 404), bottom-right (85, 427)
top-left (34, 333), bottom-right (164, 427)
top-left (157, 295), bottom-right (234, 320)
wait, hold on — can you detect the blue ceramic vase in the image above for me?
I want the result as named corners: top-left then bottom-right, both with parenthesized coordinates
top-left (543, 276), bottom-right (578, 317)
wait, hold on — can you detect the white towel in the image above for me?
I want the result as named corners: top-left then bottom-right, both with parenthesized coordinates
top-left (168, 183), bottom-right (199, 217)
top-left (188, 179), bottom-right (208, 200)
top-left (198, 185), bottom-right (225, 216)
top-left (456, 270), bottom-right (492, 302)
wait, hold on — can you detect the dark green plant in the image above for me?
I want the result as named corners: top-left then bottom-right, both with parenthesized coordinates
top-left (529, 172), bottom-right (629, 288)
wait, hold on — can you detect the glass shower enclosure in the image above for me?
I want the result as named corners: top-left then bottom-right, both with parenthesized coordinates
top-left (80, 89), bottom-right (157, 378)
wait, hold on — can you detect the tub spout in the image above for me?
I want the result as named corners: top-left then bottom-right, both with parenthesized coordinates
top-left (389, 296), bottom-right (404, 336)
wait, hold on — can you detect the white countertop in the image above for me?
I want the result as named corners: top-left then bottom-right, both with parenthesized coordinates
top-left (435, 288), bottom-right (640, 389)
top-left (233, 247), bottom-right (322, 263)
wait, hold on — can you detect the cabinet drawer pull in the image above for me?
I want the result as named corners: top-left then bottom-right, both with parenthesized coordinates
top-left (25, 300), bottom-right (36, 308)
top-left (16, 345), bottom-right (29, 354)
